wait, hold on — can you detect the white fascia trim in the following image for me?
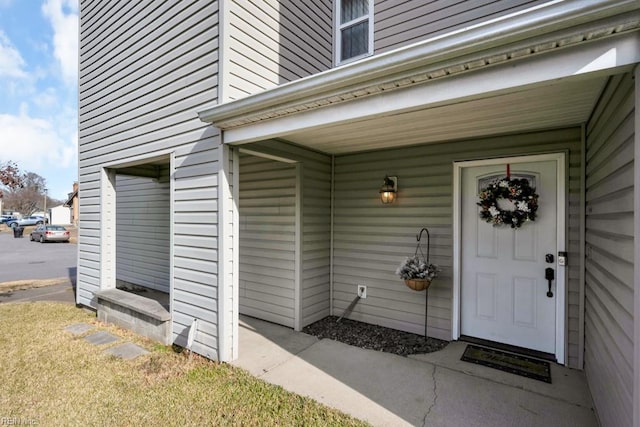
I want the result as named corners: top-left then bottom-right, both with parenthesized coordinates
top-left (223, 31), bottom-right (640, 145)
top-left (238, 148), bottom-right (298, 164)
top-left (198, 0), bottom-right (639, 126)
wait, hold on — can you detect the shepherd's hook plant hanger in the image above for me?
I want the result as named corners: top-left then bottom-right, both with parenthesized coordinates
top-left (416, 227), bottom-right (430, 264)
top-left (417, 227), bottom-right (431, 337)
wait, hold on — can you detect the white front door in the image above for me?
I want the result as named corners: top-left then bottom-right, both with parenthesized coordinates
top-left (460, 157), bottom-right (561, 354)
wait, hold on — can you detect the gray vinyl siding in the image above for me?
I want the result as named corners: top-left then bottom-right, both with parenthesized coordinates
top-left (333, 127), bottom-right (583, 367)
top-left (584, 73), bottom-right (635, 427)
top-left (240, 141), bottom-right (332, 328)
top-left (116, 175), bottom-right (170, 293)
top-left (239, 154), bottom-right (297, 327)
top-left (78, 0), bottom-right (221, 360)
top-left (224, 0), bottom-right (332, 101)
top-left (374, 0), bottom-right (547, 54)
top-left (300, 150), bottom-right (332, 327)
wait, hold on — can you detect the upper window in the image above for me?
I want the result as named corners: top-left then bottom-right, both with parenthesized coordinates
top-left (336, 0), bottom-right (373, 64)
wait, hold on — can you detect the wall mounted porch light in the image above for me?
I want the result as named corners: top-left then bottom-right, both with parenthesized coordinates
top-left (380, 176), bottom-right (398, 204)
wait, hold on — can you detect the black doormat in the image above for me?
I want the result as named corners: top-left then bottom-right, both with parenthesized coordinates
top-left (461, 344), bottom-right (552, 383)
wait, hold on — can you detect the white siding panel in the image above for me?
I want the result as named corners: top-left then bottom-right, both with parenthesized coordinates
top-left (584, 73), bottom-right (635, 427)
top-left (79, 0), bottom-right (221, 360)
top-left (333, 128), bottom-right (583, 368)
top-left (239, 154), bottom-right (296, 328)
top-left (224, 0), bottom-right (332, 101)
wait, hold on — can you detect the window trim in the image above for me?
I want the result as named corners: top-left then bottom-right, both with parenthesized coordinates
top-left (335, 0), bottom-right (374, 66)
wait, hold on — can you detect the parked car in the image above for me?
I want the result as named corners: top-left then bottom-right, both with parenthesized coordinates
top-left (6, 216), bottom-right (46, 228)
top-left (4, 218), bottom-right (20, 228)
top-left (0, 215), bottom-right (17, 224)
top-left (30, 225), bottom-right (70, 243)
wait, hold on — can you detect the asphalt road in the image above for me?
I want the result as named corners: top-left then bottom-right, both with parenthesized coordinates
top-left (0, 228), bottom-right (77, 283)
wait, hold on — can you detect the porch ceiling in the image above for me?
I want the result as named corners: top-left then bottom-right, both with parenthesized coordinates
top-left (275, 76), bottom-right (607, 154)
top-left (199, 1), bottom-right (640, 155)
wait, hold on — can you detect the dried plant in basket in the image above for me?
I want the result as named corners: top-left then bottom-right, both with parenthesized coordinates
top-left (396, 256), bottom-right (439, 291)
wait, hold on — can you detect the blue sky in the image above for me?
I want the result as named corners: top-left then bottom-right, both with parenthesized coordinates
top-left (0, 0), bottom-right (78, 201)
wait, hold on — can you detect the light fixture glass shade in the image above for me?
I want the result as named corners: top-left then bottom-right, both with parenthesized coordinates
top-left (380, 189), bottom-right (395, 204)
top-left (380, 176), bottom-right (397, 204)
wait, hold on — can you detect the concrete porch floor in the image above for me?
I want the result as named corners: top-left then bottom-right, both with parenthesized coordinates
top-left (232, 316), bottom-right (598, 427)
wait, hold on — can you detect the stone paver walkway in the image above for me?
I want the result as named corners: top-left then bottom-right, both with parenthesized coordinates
top-left (84, 331), bottom-right (119, 346)
top-left (64, 322), bottom-right (93, 335)
top-left (105, 342), bottom-right (150, 359)
top-left (64, 322), bottom-right (148, 360)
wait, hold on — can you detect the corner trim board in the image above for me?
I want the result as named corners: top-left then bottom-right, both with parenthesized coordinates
top-left (632, 63), bottom-right (640, 427)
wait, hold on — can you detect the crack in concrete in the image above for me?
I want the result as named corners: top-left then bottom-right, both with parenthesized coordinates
top-left (418, 358), bottom-right (593, 410)
top-left (422, 365), bottom-right (438, 427)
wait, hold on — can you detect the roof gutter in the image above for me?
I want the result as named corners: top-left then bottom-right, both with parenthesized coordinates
top-left (198, 0), bottom-right (640, 128)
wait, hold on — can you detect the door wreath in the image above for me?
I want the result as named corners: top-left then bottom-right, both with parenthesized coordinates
top-left (477, 177), bottom-right (539, 229)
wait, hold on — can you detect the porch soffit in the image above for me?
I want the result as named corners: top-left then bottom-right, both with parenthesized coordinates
top-left (198, 1), bottom-right (640, 154)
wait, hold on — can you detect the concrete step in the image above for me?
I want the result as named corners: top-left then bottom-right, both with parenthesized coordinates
top-left (97, 288), bottom-right (171, 345)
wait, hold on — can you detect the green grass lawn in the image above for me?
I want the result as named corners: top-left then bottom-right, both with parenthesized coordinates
top-left (0, 303), bottom-right (368, 426)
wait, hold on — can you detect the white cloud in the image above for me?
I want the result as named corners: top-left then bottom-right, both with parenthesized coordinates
top-left (32, 87), bottom-right (59, 109)
top-left (42, 0), bottom-right (78, 86)
top-left (0, 109), bottom-right (78, 198)
top-left (0, 31), bottom-right (27, 78)
top-left (0, 110), bottom-right (75, 172)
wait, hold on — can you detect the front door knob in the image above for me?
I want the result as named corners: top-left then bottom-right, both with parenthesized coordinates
top-left (545, 267), bottom-right (555, 298)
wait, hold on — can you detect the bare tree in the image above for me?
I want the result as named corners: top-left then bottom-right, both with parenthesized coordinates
top-left (22, 172), bottom-right (47, 193)
top-left (5, 189), bottom-right (38, 216)
top-left (1, 167), bottom-right (50, 216)
top-left (0, 161), bottom-right (24, 199)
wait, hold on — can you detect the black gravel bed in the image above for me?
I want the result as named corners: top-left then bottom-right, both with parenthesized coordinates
top-left (302, 316), bottom-right (448, 357)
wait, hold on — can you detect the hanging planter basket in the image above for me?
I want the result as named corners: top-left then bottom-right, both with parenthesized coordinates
top-left (404, 278), bottom-right (432, 292)
top-left (396, 227), bottom-right (439, 337)
top-left (396, 228), bottom-right (439, 292)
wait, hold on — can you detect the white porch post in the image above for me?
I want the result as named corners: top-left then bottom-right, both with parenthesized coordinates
top-left (294, 163), bottom-right (303, 332)
top-left (217, 143), bottom-right (238, 362)
top-left (633, 63), bottom-right (640, 427)
top-left (100, 168), bottom-right (116, 290)
top-left (231, 147), bottom-right (240, 360)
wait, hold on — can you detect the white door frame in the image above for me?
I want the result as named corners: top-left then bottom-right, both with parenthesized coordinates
top-left (452, 152), bottom-right (567, 364)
